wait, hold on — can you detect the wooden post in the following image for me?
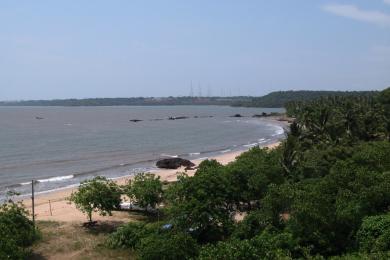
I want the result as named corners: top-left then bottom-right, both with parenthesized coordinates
top-left (49, 200), bottom-right (52, 216)
top-left (31, 180), bottom-right (35, 227)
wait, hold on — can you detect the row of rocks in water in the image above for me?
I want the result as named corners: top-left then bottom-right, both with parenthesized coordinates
top-left (129, 113), bottom-right (282, 122)
top-left (129, 115), bottom-right (214, 122)
top-left (34, 112), bottom-right (283, 121)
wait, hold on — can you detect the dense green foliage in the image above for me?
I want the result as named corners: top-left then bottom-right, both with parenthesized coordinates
top-left (285, 95), bottom-right (388, 142)
top-left (108, 222), bottom-right (199, 260)
top-left (233, 90), bottom-right (377, 108)
top-left (165, 160), bottom-right (235, 242)
top-left (107, 222), bottom-right (151, 249)
top-left (137, 231), bottom-right (199, 260)
top-left (198, 229), bottom-right (302, 260)
top-left (224, 146), bottom-right (284, 209)
top-left (124, 173), bottom-right (163, 211)
top-left (69, 176), bottom-right (121, 222)
top-left (81, 88), bottom-right (390, 258)
top-left (0, 201), bottom-right (39, 259)
top-left (357, 214), bottom-right (390, 253)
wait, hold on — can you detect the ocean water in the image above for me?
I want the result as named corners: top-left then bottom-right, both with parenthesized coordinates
top-left (0, 105), bottom-right (285, 199)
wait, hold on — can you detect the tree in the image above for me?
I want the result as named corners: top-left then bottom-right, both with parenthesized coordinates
top-left (280, 135), bottom-right (300, 180)
top-left (166, 160), bottom-right (235, 242)
top-left (378, 87), bottom-right (390, 140)
top-left (68, 176), bottom-right (121, 223)
top-left (224, 146), bottom-right (284, 210)
top-left (124, 173), bottom-right (163, 211)
top-left (286, 150), bottom-right (390, 256)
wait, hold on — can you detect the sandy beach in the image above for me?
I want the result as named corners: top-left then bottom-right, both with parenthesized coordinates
top-left (21, 142), bottom-right (281, 223)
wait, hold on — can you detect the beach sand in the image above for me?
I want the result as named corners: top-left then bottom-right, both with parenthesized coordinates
top-left (21, 142), bottom-right (280, 223)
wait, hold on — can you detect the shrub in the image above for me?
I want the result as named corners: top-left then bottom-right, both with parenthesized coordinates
top-left (107, 222), bottom-right (147, 249)
top-left (137, 231), bottom-right (199, 260)
top-left (357, 214), bottom-right (390, 253)
top-left (199, 229), bottom-right (300, 260)
top-left (0, 201), bottom-right (39, 259)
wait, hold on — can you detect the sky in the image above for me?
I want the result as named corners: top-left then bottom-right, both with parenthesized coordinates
top-left (0, 0), bottom-right (389, 100)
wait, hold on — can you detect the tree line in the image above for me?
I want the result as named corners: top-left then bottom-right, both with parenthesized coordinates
top-left (232, 90), bottom-right (378, 108)
top-left (0, 96), bottom-right (249, 106)
top-left (1, 90), bottom-right (379, 108)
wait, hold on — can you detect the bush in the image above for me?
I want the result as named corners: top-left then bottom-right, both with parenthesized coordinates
top-left (199, 238), bottom-right (261, 260)
top-left (232, 210), bottom-right (274, 240)
top-left (0, 201), bottom-right (39, 259)
top-left (137, 231), bottom-right (199, 260)
top-left (107, 222), bottom-right (147, 249)
top-left (0, 237), bottom-right (26, 260)
top-left (199, 229), bottom-right (300, 260)
top-left (357, 214), bottom-right (390, 253)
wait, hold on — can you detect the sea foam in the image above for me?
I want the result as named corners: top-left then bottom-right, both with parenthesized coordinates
top-left (38, 175), bottom-right (74, 183)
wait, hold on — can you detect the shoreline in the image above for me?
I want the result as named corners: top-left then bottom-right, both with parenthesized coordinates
top-left (20, 141), bottom-right (281, 223)
top-left (1, 116), bottom-right (288, 198)
top-left (3, 117), bottom-right (288, 200)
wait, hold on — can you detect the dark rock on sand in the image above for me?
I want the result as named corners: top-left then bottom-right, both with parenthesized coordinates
top-left (156, 158), bottom-right (195, 169)
top-left (230, 114), bottom-right (243, 118)
top-left (129, 119), bottom-right (143, 122)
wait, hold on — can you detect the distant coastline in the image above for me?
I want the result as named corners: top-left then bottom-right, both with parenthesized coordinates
top-left (0, 90), bottom-right (378, 108)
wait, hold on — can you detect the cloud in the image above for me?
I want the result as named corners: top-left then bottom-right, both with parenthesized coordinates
top-left (322, 4), bottom-right (390, 27)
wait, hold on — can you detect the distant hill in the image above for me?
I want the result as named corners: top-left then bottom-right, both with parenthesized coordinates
top-left (0, 96), bottom-right (251, 107)
top-left (232, 90), bottom-right (378, 108)
top-left (0, 91), bottom-right (379, 107)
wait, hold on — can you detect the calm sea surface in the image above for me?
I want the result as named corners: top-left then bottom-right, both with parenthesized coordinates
top-left (0, 106), bottom-right (285, 199)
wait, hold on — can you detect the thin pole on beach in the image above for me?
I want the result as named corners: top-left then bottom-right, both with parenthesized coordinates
top-left (49, 200), bottom-right (52, 216)
top-left (31, 180), bottom-right (35, 227)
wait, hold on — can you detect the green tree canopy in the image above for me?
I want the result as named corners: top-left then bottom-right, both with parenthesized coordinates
top-left (69, 176), bottom-right (121, 222)
top-left (224, 146), bottom-right (284, 210)
top-left (166, 160), bottom-right (235, 242)
top-left (357, 213), bottom-right (390, 253)
top-left (124, 173), bottom-right (163, 211)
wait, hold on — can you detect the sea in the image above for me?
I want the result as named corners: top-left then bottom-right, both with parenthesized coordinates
top-left (0, 105), bottom-right (285, 200)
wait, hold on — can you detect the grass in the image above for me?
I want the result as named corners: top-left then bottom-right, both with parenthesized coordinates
top-left (29, 210), bottom-right (154, 260)
top-left (30, 220), bottom-right (133, 259)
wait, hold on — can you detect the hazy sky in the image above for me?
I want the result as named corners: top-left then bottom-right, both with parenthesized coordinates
top-left (1, 0), bottom-right (389, 100)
